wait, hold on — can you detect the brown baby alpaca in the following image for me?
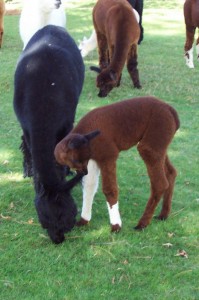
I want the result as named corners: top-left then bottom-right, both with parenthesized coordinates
top-left (54, 96), bottom-right (180, 232)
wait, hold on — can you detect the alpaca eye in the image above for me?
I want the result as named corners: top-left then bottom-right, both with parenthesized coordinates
top-left (71, 159), bottom-right (80, 164)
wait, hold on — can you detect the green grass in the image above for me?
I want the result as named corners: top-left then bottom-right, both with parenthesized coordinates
top-left (1, 0), bottom-right (199, 299)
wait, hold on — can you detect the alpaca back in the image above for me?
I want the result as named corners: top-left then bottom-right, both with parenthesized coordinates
top-left (14, 25), bottom-right (84, 188)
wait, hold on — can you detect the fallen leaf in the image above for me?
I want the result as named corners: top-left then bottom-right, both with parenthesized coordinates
top-left (10, 202), bottom-right (14, 209)
top-left (163, 243), bottom-right (173, 248)
top-left (28, 218), bottom-right (34, 224)
top-left (168, 232), bottom-right (174, 238)
top-left (39, 233), bottom-right (48, 239)
top-left (175, 250), bottom-right (188, 258)
top-left (0, 214), bottom-right (12, 220)
top-left (123, 259), bottom-right (129, 265)
top-left (3, 280), bottom-right (13, 288)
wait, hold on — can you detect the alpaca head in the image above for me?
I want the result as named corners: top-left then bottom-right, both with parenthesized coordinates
top-left (90, 66), bottom-right (118, 97)
top-left (35, 189), bottom-right (77, 244)
top-left (34, 172), bottom-right (84, 244)
top-left (38, 0), bottom-right (62, 13)
top-left (54, 130), bottom-right (100, 174)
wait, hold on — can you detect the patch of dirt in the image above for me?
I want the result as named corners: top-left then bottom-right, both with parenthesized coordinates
top-left (5, 0), bottom-right (22, 15)
top-left (5, 9), bottom-right (21, 15)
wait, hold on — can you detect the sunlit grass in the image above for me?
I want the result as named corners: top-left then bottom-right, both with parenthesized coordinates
top-left (144, 9), bottom-right (184, 36)
top-left (0, 172), bottom-right (23, 181)
top-left (0, 150), bottom-right (14, 161)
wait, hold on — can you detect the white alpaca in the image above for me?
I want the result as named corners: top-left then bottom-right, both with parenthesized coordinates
top-left (20, 0), bottom-right (66, 49)
top-left (78, 30), bottom-right (97, 58)
top-left (79, 8), bottom-right (140, 58)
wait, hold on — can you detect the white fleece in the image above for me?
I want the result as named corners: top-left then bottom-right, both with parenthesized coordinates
top-left (20, 0), bottom-right (66, 49)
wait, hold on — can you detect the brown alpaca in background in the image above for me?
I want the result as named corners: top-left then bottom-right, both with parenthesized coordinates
top-left (54, 96), bottom-right (180, 232)
top-left (184, 0), bottom-right (199, 68)
top-left (0, 0), bottom-right (5, 48)
top-left (91, 0), bottom-right (141, 97)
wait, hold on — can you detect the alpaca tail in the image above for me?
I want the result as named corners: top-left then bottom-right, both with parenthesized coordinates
top-left (169, 106), bottom-right (180, 131)
top-left (90, 66), bottom-right (101, 73)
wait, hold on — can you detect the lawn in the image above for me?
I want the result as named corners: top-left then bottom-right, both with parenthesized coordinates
top-left (0, 0), bottom-right (199, 299)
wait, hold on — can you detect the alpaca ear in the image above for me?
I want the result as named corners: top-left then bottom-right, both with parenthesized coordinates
top-left (85, 130), bottom-right (100, 141)
top-left (68, 136), bottom-right (88, 149)
top-left (68, 131), bottom-right (100, 149)
top-left (90, 66), bottom-right (101, 73)
top-left (109, 70), bottom-right (117, 81)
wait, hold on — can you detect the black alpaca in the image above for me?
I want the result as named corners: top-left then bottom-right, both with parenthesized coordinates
top-left (13, 25), bottom-right (85, 244)
top-left (128, 0), bottom-right (144, 44)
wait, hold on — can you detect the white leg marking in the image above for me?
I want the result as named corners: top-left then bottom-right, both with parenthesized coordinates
top-left (81, 160), bottom-right (100, 221)
top-left (107, 202), bottom-right (122, 227)
top-left (185, 47), bottom-right (194, 68)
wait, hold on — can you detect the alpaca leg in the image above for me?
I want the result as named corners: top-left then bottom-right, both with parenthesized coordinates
top-left (0, 30), bottom-right (3, 48)
top-left (127, 44), bottom-right (142, 89)
top-left (156, 155), bottom-right (177, 220)
top-left (116, 74), bottom-right (122, 87)
top-left (185, 47), bottom-right (194, 68)
top-left (100, 161), bottom-right (122, 232)
top-left (20, 134), bottom-right (33, 178)
top-left (106, 202), bottom-right (122, 232)
top-left (108, 42), bottom-right (122, 86)
top-left (108, 44), bottom-right (121, 86)
top-left (77, 160), bottom-right (100, 226)
top-left (96, 32), bottom-right (109, 69)
top-left (135, 145), bottom-right (169, 229)
top-left (0, 0), bottom-right (5, 48)
top-left (184, 26), bottom-right (195, 68)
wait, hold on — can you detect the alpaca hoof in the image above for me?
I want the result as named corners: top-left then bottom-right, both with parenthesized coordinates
top-left (186, 63), bottom-right (194, 69)
top-left (116, 78), bottom-right (121, 87)
top-left (111, 224), bottom-right (121, 233)
top-left (185, 49), bottom-right (194, 68)
top-left (98, 91), bottom-right (108, 98)
top-left (76, 218), bottom-right (89, 227)
top-left (134, 83), bottom-right (142, 89)
top-left (134, 224), bottom-right (146, 230)
top-left (155, 215), bottom-right (168, 221)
